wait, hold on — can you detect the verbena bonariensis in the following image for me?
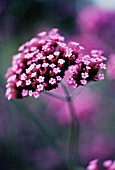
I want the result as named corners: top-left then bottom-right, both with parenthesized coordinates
top-left (5, 28), bottom-right (106, 100)
top-left (87, 159), bottom-right (115, 170)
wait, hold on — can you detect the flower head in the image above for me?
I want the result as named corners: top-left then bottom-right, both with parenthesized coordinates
top-left (5, 29), bottom-right (106, 100)
top-left (67, 50), bottom-right (106, 87)
top-left (5, 29), bottom-right (83, 99)
top-left (87, 159), bottom-right (115, 170)
top-left (5, 29), bottom-right (68, 99)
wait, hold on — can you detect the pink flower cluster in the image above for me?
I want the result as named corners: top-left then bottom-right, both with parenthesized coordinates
top-left (5, 28), bottom-right (106, 100)
top-left (87, 159), bottom-right (115, 170)
top-left (67, 50), bottom-right (106, 87)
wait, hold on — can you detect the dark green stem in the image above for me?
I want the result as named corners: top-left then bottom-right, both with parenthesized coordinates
top-left (43, 90), bottom-right (67, 101)
top-left (61, 81), bottom-right (80, 170)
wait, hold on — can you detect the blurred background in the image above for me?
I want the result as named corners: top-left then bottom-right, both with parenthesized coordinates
top-left (0, 0), bottom-right (115, 169)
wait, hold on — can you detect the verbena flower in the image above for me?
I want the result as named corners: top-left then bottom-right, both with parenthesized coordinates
top-left (5, 28), bottom-right (106, 100)
top-left (87, 159), bottom-right (115, 170)
top-left (67, 50), bottom-right (106, 88)
top-left (5, 29), bottom-right (82, 99)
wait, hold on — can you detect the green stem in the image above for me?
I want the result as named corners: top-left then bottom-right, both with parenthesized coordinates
top-left (43, 91), bottom-right (67, 101)
top-left (61, 81), bottom-right (80, 170)
top-left (43, 85), bottom-right (84, 102)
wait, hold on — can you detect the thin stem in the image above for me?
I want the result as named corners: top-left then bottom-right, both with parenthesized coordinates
top-left (43, 90), bottom-right (67, 101)
top-left (61, 81), bottom-right (71, 101)
top-left (43, 82), bottom-right (84, 102)
top-left (61, 81), bottom-right (80, 170)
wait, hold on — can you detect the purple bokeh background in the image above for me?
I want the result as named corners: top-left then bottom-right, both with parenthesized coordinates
top-left (0, 0), bottom-right (115, 170)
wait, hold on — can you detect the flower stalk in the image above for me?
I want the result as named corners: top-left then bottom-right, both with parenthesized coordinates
top-left (61, 81), bottom-right (80, 170)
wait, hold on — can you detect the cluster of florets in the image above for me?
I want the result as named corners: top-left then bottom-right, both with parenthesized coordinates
top-left (67, 50), bottom-right (106, 88)
top-left (87, 159), bottom-right (115, 170)
top-left (5, 29), bottom-right (83, 99)
top-left (5, 28), bottom-right (106, 100)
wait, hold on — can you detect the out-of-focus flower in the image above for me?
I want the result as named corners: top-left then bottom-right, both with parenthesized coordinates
top-left (80, 134), bottom-right (115, 164)
top-left (103, 160), bottom-right (115, 170)
top-left (78, 6), bottom-right (107, 33)
top-left (106, 54), bottom-right (115, 80)
top-left (78, 5), bottom-right (115, 35)
top-left (86, 159), bottom-right (98, 170)
top-left (77, 5), bottom-right (115, 53)
top-left (87, 159), bottom-right (115, 170)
